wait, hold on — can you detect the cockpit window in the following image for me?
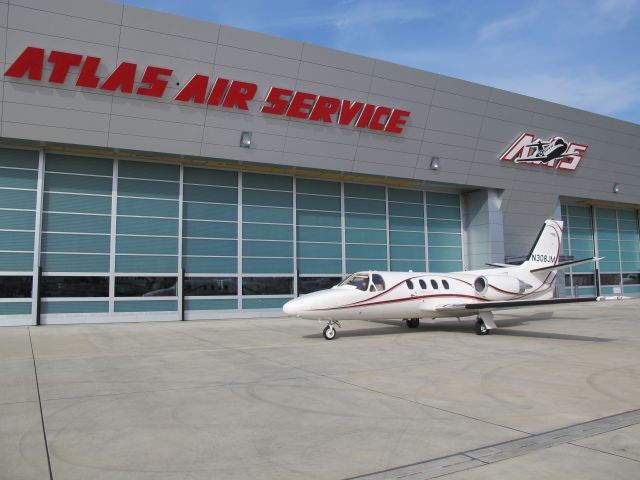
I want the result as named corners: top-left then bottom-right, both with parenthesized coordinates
top-left (371, 274), bottom-right (386, 291)
top-left (339, 273), bottom-right (370, 291)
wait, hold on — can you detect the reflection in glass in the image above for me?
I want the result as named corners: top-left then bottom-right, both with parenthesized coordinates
top-left (572, 274), bottom-right (595, 286)
top-left (0, 276), bottom-right (32, 298)
top-left (185, 277), bottom-right (237, 296)
top-left (242, 277), bottom-right (293, 295)
top-left (622, 273), bottom-right (640, 285)
top-left (600, 273), bottom-right (621, 285)
top-left (41, 277), bottom-right (108, 297)
top-left (115, 277), bottom-right (177, 297)
top-left (298, 277), bottom-right (341, 295)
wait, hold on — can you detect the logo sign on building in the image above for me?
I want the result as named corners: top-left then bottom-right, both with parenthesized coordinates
top-left (500, 132), bottom-right (588, 172)
top-left (4, 46), bottom-right (412, 135)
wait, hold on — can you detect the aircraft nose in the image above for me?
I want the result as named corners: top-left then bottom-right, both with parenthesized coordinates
top-left (283, 297), bottom-right (302, 316)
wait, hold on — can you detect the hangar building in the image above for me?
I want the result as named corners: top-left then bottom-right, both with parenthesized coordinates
top-left (1, 0), bottom-right (639, 325)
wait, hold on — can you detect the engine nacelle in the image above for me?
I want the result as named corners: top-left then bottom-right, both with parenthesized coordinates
top-left (473, 275), bottom-right (531, 300)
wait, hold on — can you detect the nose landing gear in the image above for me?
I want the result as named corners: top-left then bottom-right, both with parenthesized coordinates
top-left (405, 318), bottom-right (420, 328)
top-left (323, 320), bottom-right (341, 340)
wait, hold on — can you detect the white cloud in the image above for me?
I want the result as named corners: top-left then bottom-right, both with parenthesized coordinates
top-left (597, 0), bottom-right (639, 12)
top-left (254, 1), bottom-right (432, 30)
top-left (484, 73), bottom-right (640, 118)
top-left (478, 11), bottom-right (537, 41)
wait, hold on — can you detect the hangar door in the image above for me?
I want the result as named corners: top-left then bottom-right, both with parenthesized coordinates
top-left (562, 205), bottom-right (640, 297)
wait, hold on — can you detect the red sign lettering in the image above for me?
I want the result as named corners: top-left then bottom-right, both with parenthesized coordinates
top-left (4, 46), bottom-right (412, 134)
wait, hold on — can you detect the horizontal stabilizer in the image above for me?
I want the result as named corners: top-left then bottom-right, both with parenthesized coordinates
top-left (436, 296), bottom-right (598, 312)
top-left (530, 257), bottom-right (601, 273)
top-left (485, 262), bottom-right (511, 268)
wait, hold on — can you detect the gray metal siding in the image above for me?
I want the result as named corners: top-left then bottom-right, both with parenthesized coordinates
top-left (1, 0), bottom-right (639, 261)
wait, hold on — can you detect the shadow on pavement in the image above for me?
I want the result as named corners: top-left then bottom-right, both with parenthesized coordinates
top-left (302, 311), bottom-right (613, 343)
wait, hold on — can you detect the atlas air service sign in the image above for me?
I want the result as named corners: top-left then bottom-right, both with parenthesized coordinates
top-left (3, 46), bottom-right (411, 135)
top-left (500, 132), bottom-right (588, 172)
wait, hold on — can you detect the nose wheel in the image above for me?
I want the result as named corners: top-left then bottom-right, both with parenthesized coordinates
top-left (322, 320), bottom-right (341, 340)
top-left (405, 318), bottom-right (420, 328)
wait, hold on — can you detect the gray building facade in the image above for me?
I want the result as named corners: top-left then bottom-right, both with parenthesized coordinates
top-left (1, 0), bottom-right (639, 325)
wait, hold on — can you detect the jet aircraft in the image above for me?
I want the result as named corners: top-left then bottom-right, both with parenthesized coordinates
top-left (514, 136), bottom-right (571, 165)
top-left (283, 219), bottom-right (600, 339)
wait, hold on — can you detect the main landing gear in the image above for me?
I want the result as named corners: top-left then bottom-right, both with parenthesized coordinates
top-left (475, 318), bottom-right (489, 335)
top-left (475, 311), bottom-right (496, 335)
top-left (323, 320), bottom-right (341, 340)
top-left (405, 318), bottom-right (420, 328)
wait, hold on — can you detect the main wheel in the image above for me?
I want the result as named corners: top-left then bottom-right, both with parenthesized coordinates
top-left (475, 319), bottom-right (490, 335)
top-left (323, 325), bottom-right (337, 340)
top-left (407, 318), bottom-right (420, 328)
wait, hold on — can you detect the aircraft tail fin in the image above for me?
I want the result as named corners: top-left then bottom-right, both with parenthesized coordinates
top-left (521, 219), bottom-right (563, 271)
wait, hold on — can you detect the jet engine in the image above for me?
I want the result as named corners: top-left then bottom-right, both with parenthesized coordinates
top-left (473, 275), bottom-right (531, 300)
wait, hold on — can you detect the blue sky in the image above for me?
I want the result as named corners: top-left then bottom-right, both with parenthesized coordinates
top-left (121, 0), bottom-right (640, 125)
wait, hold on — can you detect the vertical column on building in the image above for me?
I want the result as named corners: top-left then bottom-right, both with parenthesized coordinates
top-left (461, 189), bottom-right (504, 270)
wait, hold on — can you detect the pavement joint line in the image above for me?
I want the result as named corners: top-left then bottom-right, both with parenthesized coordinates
top-left (568, 442), bottom-right (640, 464)
top-left (28, 328), bottom-right (54, 480)
top-left (345, 408), bottom-right (640, 479)
top-left (324, 374), bottom-right (533, 436)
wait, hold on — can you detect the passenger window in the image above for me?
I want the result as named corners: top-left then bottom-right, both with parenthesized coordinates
top-left (442, 280), bottom-right (450, 290)
top-left (369, 284), bottom-right (376, 292)
top-left (406, 279), bottom-right (414, 289)
top-left (419, 279), bottom-right (427, 290)
top-left (371, 274), bottom-right (386, 291)
top-left (430, 279), bottom-right (438, 289)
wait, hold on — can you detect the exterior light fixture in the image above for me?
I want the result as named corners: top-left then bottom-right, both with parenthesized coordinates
top-left (240, 131), bottom-right (252, 148)
top-left (430, 156), bottom-right (440, 170)
top-left (613, 183), bottom-right (620, 193)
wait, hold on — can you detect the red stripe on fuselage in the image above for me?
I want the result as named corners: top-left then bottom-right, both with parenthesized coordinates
top-left (311, 293), bottom-right (486, 311)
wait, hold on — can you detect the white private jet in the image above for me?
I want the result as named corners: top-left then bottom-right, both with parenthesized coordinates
top-left (283, 219), bottom-right (600, 339)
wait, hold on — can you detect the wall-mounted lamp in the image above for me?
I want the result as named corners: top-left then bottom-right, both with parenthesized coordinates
top-left (613, 183), bottom-right (620, 194)
top-left (430, 156), bottom-right (440, 170)
top-left (240, 131), bottom-right (252, 148)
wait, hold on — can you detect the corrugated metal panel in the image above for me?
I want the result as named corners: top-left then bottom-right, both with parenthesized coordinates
top-left (42, 233), bottom-right (110, 253)
top-left (0, 210), bottom-right (35, 230)
top-left (46, 154), bottom-right (113, 176)
top-left (0, 149), bottom-right (38, 169)
top-left (0, 168), bottom-right (38, 189)
top-left (114, 300), bottom-right (178, 312)
top-left (242, 257), bottom-right (293, 273)
top-left (0, 189), bottom-right (37, 210)
top-left (116, 236), bottom-right (178, 255)
top-left (115, 255), bottom-right (178, 273)
top-left (42, 301), bottom-right (109, 314)
top-left (182, 256), bottom-right (237, 273)
top-left (42, 253), bottom-right (110, 272)
top-left (0, 302), bottom-right (32, 315)
top-left (44, 193), bottom-right (112, 215)
top-left (117, 197), bottom-right (178, 217)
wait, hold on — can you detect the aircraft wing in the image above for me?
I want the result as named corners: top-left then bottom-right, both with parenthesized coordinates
top-left (435, 296), bottom-right (598, 312)
top-left (529, 257), bottom-right (602, 273)
top-left (485, 262), bottom-right (511, 268)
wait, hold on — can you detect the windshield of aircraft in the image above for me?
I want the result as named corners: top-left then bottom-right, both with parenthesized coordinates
top-left (338, 273), bottom-right (370, 291)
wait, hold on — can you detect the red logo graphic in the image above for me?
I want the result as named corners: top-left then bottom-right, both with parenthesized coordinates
top-left (500, 132), bottom-right (588, 172)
